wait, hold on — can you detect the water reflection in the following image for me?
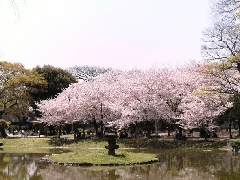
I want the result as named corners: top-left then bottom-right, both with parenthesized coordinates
top-left (0, 150), bottom-right (239, 180)
top-left (0, 153), bottom-right (43, 180)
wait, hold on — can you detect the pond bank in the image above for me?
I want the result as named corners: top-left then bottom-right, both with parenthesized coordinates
top-left (0, 137), bottom-right (232, 153)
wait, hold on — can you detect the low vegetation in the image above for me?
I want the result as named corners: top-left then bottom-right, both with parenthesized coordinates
top-left (46, 150), bottom-right (157, 165)
top-left (0, 137), bottom-right (229, 151)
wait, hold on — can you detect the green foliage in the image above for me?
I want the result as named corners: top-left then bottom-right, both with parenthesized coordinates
top-left (33, 65), bottom-right (77, 101)
top-left (198, 61), bottom-right (233, 75)
top-left (0, 61), bottom-right (47, 118)
top-left (228, 54), bottom-right (240, 64)
top-left (0, 119), bottom-right (10, 128)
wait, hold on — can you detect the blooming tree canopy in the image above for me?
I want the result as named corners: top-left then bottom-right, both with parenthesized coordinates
top-left (38, 64), bottom-right (232, 131)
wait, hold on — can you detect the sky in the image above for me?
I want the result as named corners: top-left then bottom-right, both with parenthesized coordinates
top-left (0, 0), bottom-right (211, 70)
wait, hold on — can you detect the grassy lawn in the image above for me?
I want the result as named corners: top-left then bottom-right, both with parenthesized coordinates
top-left (46, 149), bottom-right (157, 165)
top-left (0, 137), bottom-right (229, 150)
top-left (1, 138), bottom-right (51, 147)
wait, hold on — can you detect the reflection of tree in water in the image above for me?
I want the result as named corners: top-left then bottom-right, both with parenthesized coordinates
top-left (38, 164), bottom-right (152, 180)
top-left (36, 150), bottom-right (240, 180)
top-left (116, 165), bottom-right (151, 180)
top-left (156, 150), bottom-right (240, 179)
top-left (37, 164), bottom-right (109, 180)
top-left (0, 153), bottom-right (42, 180)
top-left (0, 154), bottom-right (9, 179)
top-left (107, 169), bottom-right (119, 180)
top-left (0, 150), bottom-right (240, 179)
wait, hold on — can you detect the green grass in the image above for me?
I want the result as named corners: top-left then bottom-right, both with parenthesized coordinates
top-left (0, 138), bottom-right (107, 148)
top-left (48, 138), bottom-right (107, 148)
top-left (229, 138), bottom-right (240, 142)
top-left (0, 137), bottom-right (228, 153)
top-left (1, 138), bottom-right (51, 147)
top-left (118, 139), bottom-right (228, 149)
top-left (46, 150), bottom-right (157, 165)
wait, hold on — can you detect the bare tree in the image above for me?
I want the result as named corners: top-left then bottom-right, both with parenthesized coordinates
top-left (67, 65), bottom-right (112, 82)
top-left (202, 0), bottom-right (240, 70)
top-left (210, 0), bottom-right (240, 19)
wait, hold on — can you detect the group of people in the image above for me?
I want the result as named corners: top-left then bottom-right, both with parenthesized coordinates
top-left (173, 130), bottom-right (187, 140)
top-left (74, 131), bottom-right (86, 139)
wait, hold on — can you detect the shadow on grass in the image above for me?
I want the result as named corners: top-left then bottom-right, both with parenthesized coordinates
top-left (47, 138), bottom-right (108, 146)
top-left (47, 138), bottom-right (227, 149)
top-left (118, 139), bottom-right (228, 149)
top-left (47, 138), bottom-right (75, 146)
top-left (48, 148), bottom-right (72, 154)
top-left (114, 154), bottom-right (126, 158)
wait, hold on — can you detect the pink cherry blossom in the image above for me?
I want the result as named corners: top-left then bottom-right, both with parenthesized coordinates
top-left (38, 64), bottom-right (232, 131)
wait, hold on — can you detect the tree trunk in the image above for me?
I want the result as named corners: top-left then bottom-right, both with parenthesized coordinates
top-left (178, 127), bottom-right (183, 139)
top-left (167, 127), bottom-right (171, 137)
top-left (238, 119), bottom-right (240, 137)
top-left (229, 119), bottom-right (232, 139)
top-left (166, 123), bottom-right (171, 136)
top-left (49, 125), bottom-right (54, 136)
top-left (92, 118), bottom-right (100, 137)
top-left (58, 124), bottom-right (62, 138)
top-left (93, 124), bottom-right (98, 137)
top-left (0, 112), bottom-right (7, 138)
top-left (0, 111), bottom-right (3, 119)
top-left (200, 127), bottom-right (208, 141)
top-left (99, 121), bottom-right (104, 138)
top-left (0, 127), bottom-right (7, 138)
top-left (204, 132), bottom-right (208, 141)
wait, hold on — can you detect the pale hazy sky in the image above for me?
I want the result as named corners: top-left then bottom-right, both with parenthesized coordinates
top-left (0, 0), bottom-right (211, 70)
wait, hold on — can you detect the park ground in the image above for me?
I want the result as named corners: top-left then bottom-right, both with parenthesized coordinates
top-left (1, 130), bottom-right (238, 152)
top-left (1, 130), bottom-right (239, 165)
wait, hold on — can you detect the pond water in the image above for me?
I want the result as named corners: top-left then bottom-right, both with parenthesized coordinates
top-left (0, 149), bottom-right (239, 180)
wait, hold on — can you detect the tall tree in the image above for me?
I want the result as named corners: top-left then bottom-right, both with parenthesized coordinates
top-left (201, 0), bottom-right (240, 136)
top-left (32, 65), bottom-right (77, 101)
top-left (0, 61), bottom-right (47, 120)
top-left (38, 66), bottom-right (229, 138)
top-left (37, 71), bottom-right (121, 137)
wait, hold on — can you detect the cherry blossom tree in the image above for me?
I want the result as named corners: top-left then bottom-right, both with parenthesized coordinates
top-left (38, 70), bottom-right (122, 137)
top-left (179, 93), bottom-right (231, 128)
top-left (38, 64), bottom-right (232, 138)
top-left (194, 61), bottom-right (240, 137)
top-left (101, 69), bottom-right (175, 135)
top-left (171, 62), bottom-right (234, 139)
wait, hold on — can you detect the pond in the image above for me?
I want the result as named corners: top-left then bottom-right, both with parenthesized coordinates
top-left (0, 149), bottom-right (239, 180)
